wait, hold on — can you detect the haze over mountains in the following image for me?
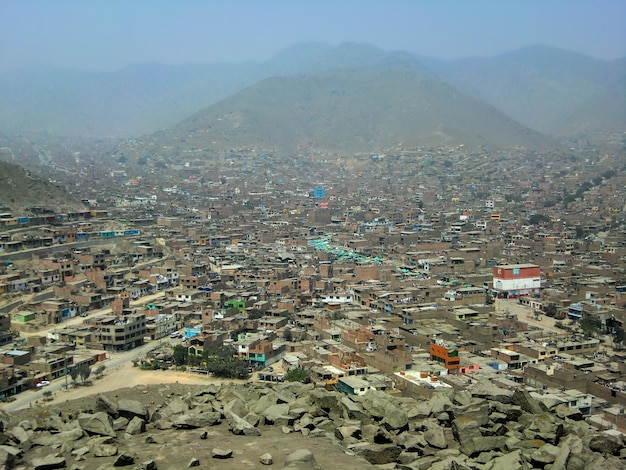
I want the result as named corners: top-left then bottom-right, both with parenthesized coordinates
top-left (0, 42), bottom-right (624, 153)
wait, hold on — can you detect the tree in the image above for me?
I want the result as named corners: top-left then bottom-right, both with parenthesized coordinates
top-left (283, 328), bottom-right (293, 342)
top-left (93, 365), bottom-right (106, 379)
top-left (70, 364), bottom-right (91, 385)
top-left (69, 367), bottom-right (80, 383)
top-left (285, 368), bottom-right (310, 383)
top-left (172, 344), bottom-right (188, 367)
top-left (544, 303), bottom-right (558, 318)
top-left (528, 214), bottom-right (550, 225)
top-left (204, 345), bottom-right (249, 379)
top-left (579, 312), bottom-right (602, 338)
top-left (613, 326), bottom-right (625, 347)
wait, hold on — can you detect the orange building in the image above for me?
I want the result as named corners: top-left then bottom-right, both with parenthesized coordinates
top-left (429, 339), bottom-right (460, 372)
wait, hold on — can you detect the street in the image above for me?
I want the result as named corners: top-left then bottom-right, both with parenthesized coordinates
top-left (3, 328), bottom-right (175, 413)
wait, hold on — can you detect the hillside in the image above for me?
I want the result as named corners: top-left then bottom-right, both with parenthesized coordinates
top-left (555, 77), bottom-right (626, 136)
top-left (0, 42), bottom-right (434, 139)
top-left (0, 161), bottom-right (84, 214)
top-left (420, 46), bottom-right (626, 134)
top-left (1, 43), bottom-right (622, 141)
top-left (122, 67), bottom-right (552, 158)
top-left (4, 380), bottom-right (625, 469)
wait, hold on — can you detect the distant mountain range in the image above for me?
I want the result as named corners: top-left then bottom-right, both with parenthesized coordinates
top-left (135, 67), bottom-right (551, 156)
top-left (0, 42), bottom-right (624, 152)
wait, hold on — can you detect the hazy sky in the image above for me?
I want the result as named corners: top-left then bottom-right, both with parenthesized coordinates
top-left (1, 0), bottom-right (625, 73)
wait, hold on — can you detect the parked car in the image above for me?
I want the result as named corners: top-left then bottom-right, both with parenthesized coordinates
top-left (36, 380), bottom-right (50, 388)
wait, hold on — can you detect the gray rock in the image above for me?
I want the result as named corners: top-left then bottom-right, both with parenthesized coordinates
top-left (382, 402), bottom-right (408, 431)
top-left (77, 411), bottom-right (116, 437)
top-left (160, 397), bottom-right (189, 417)
top-left (95, 394), bottom-right (118, 416)
top-left (211, 448), bottom-right (233, 459)
top-left (362, 424), bottom-right (394, 444)
top-left (259, 452), bottom-right (273, 465)
top-left (493, 402), bottom-right (523, 421)
top-left (32, 453), bottom-right (66, 470)
top-left (424, 425), bottom-right (448, 449)
top-left (70, 446), bottom-right (90, 460)
top-left (530, 443), bottom-right (560, 464)
top-left (483, 449), bottom-right (528, 470)
top-left (262, 403), bottom-right (290, 424)
top-left (545, 444), bottom-right (570, 470)
top-left (9, 425), bottom-right (30, 445)
top-left (32, 425), bottom-right (84, 447)
top-left (223, 397), bottom-right (247, 419)
top-left (88, 436), bottom-right (118, 457)
top-left (0, 444), bottom-right (21, 468)
top-left (284, 448), bottom-right (323, 469)
top-left (470, 380), bottom-right (513, 402)
top-left (335, 425), bottom-right (361, 441)
top-left (396, 431), bottom-right (427, 451)
top-left (113, 452), bottom-right (135, 466)
top-left (118, 398), bottom-right (149, 421)
top-left (341, 396), bottom-right (366, 421)
top-left (171, 411), bottom-right (221, 428)
top-left (276, 389), bottom-right (296, 404)
top-left (224, 407), bottom-right (257, 435)
top-left (112, 416), bottom-right (129, 431)
top-left (125, 416), bottom-right (146, 435)
top-left (554, 404), bottom-right (583, 421)
top-left (511, 389), bottom-right (548, 414)
top-left (589, 434), bottom-right (623, 455)
top-left (460, 435), bottom-right (507, 457)
top-left (349, 442), bottom-right (402, 465)
top-left (138, 460), bottom-right (157, 470)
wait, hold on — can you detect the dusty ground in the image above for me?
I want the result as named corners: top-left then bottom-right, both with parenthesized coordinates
top-left (10, 365), bottom-right (377, 470)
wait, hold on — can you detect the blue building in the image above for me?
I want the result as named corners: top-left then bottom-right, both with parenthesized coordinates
top-left (312, 187), bottom-right (326, 198)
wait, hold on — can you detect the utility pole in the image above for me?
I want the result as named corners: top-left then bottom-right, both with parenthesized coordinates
top-left (64, 351), bottom-right (68, 390)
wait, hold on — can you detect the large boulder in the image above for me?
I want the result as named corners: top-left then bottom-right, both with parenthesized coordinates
top-left (117, 398), bottom-right (150, 421)
top-left (125, 416), bottom-right (146, 436)
top-left (31, 453), bottom-right (66, 470)
top-left (283, 448), bottom-right (323, 469)
top-left (588, 434), bottom-right (623, 455)
top-left (77, 411), bottom-right (116, 437)
top-left (88, 436), bottom-right (118, 457)
top-left (381, 402), bottom-right (408, 432)
top-left (424, 424), bottom-right (448, 449)
top-left (32, 425), bottom-right (84, 447)
top-left (512, 389), bottom-right (548, 415)
top-left (349, 442), bottom-right (402, 465)
top-left (171, 411), bottom-right (221, 429)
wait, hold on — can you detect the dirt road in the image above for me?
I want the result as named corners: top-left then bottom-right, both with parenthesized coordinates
top-left (21, 362), bottom-right (244, 411)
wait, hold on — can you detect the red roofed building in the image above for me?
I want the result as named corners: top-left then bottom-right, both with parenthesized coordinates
top-left (492, 263), bottom-right (541, 298)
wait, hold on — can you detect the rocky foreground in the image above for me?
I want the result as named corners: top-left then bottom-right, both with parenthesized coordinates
top-left (0, 381), bottom-right (625, 469)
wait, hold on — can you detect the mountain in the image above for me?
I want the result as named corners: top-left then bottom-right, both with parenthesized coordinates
top-left (554, 75), bottom-right (626, 136)
top-left (0, 62), bottom-right (266, 137)
top-left (264, 41), bottom-right (436, 78)
top-left (0, 42), bottom-right (434, 139)
top-left (0, 161), bottom-right (84, 214)
top-left (122, 67), bottom-right (552, 158)
top-left (1, 43), bottom-right (623, 141)
top-left (419, 46), bottom-right (626, 134)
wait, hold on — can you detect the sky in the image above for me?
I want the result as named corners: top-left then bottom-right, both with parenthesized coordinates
top-left (1, 0), bottom-right (625, 73)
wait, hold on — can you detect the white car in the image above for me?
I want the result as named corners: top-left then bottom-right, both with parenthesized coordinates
top-left (36, 380), bottom-right (50, 388)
